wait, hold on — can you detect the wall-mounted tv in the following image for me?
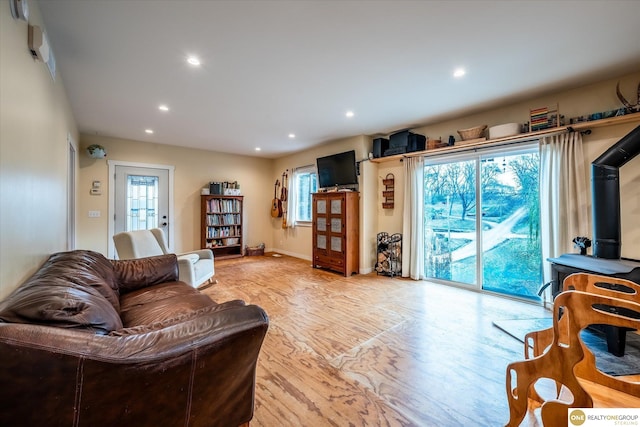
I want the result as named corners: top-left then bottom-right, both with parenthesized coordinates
top-left (316, 150), bottom-right (358, 189)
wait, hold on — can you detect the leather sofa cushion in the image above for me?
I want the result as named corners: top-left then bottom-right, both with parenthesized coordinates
top-left (0, 250), bottom-right (122, 334)
top-left (119, 281), bottom-right (216, 327)
top-left (110, 299), bottom-right (246, 336)
top-left (111, 254), bottom-right (179, 294)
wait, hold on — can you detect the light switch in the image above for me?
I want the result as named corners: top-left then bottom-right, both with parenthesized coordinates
top-left (88, 210), bottom-right (101, 218)
top-left (90, 180), bottom-right (102, 195)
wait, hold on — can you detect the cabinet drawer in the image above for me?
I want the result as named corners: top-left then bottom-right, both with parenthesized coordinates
top-left (315, 254), bottom-right (344, 268)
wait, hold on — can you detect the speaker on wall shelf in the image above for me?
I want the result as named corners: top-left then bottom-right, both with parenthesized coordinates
top-left (408, 133), bottom-right (426, 152)
top-left (389, 130), bottom-right (426, 153)
top-left (372, 138), bottom-right (389, 158)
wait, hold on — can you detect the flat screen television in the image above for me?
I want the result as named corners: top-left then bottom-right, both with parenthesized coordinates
top-left (316, 150), bottom-right (358, 189)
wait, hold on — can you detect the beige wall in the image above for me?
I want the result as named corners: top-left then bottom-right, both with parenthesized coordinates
top-left (369, 72), bottom-right (640, 260)
top-left (78, 134), bottom-right (273, 256)
top-left (0, 0), bottom-right (79, 300)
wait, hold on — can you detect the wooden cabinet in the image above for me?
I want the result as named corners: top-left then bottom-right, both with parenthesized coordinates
top-left (201, 195), bottom-right (243, 259)
top-left (312, 192), bottom-right (359, 276)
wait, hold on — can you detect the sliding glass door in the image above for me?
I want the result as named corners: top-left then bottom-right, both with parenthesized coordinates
top-left (424, 144), bottom-right (542, 300)
top-left (480, 150), bottom-right (541, 299)
top-left (424, 158), bottom-right (478, 284)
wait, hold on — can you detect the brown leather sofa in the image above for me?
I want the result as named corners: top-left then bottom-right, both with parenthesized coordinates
top-left (0, 250), bottom-right (268, 427)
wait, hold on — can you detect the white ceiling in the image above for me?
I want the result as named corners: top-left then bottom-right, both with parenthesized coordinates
top-left (38, 0), bottom-right (640, 159)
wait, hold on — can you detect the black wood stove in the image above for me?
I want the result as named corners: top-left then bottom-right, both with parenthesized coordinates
top-left (548, 254), bottom-right (640, 356)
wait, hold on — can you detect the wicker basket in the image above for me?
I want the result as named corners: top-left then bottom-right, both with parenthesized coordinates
top-left (245, 245), bottom-right (265, 256)
top-left (457, 125), bottom-right (487, 141)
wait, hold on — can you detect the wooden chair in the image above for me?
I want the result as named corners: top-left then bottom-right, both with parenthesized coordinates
top-left (524, 273), bottom-right (640, 395)
top-left (504, 289), bottom-right (640, 426)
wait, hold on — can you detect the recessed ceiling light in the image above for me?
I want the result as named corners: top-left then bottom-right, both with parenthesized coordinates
top-left (453, 68), bottom-right (466, 78)
top-left (345, 111), bottom-right (355, 118)
top-left (145, 129), bottom-right (154, 134)
top-left (158, 104), bottom-right (169, 112)
top-left (255, 147), bottom-right (261, 151)
top-left (288, 133), bottom-right (296, 139)
top-left (187, 56), bottom-right (201, 66)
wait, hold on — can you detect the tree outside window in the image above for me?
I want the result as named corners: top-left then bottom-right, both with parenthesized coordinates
top-left (294, 166), bottom-right (317, 223)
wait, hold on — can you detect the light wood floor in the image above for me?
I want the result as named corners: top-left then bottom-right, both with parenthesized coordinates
top-left (204, 254), bottom-right (550, 426)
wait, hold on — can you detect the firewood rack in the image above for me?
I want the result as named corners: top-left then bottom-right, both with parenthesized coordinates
top-left (375, 232), bottom-right (402, 277)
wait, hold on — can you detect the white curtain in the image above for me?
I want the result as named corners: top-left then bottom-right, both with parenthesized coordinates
top-left (539, 132), bottom-right (589, 285)
top-left (284, 168), bottom-right (297, 228)
top-left (402, 156), bottom-right (425, 279)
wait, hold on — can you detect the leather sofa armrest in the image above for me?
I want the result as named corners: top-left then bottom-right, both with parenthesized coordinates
top-left (111, 254), bottom-right (179, 293)
top-left (0, 302), bottom-right (266, 360)
top-left (0, 303), bottom-right (269, 426)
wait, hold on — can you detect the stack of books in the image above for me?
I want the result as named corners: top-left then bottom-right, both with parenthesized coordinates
top-left (530, 107), bottom-right (549, 131)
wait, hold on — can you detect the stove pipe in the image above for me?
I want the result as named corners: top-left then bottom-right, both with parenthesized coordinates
top-left (591, 124), bottom-right (640, 259)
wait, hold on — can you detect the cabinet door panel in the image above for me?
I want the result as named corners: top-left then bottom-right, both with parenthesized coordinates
top-left (330, 198), bottom-right (342, 214)
top-left (317, 199), bottom-right (326, 214)
top-left (330, 218), bottom-right (342, 233)
top-left (330, 236), bottom-right (342, 252)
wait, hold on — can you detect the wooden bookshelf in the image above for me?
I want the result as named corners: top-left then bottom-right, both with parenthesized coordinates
top-left (201, 195), bottom-right (243, 259)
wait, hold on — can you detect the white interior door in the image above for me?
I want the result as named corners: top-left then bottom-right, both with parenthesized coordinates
top-left (108, 161), bottom-right (174, 258)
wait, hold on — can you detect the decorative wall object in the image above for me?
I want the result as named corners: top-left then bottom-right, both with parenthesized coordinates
top-left (87, 144), bottom-right (107, 159)
top-left (10, 0), bottom-right (29, 21)
top-left (382, 173), bottom-right (394, 209)
top-left (616, 81), bottom-right (640, 114)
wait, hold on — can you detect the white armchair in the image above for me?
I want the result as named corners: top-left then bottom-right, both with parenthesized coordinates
top-left (113, 228), bottom-right (215, 288)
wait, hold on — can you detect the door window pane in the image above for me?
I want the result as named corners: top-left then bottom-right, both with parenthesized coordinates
top-left (424, 160), bottom-right (477, 284)
top-left (481, 152), bottom-right (541, 300)
top-left (127, 175), bottom-right (158, 231)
